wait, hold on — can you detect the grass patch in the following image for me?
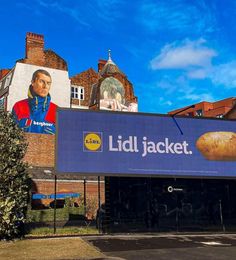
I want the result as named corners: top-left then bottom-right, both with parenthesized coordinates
top-left (27, 226), bottom-right (99, 237)
top-left (0, 237), bottom-right (104, 260)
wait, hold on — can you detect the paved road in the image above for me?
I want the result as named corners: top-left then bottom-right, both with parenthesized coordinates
top-left (84, 233), bottom-right (236, 260)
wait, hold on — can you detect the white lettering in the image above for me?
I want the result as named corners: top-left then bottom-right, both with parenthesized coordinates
top-left (109, 135), bottom-right (139, 153)
top-left (174, 143), bottom-right (183, 154)
top-left (164, 138), bottom-right (174, 153)
top-left (33, 121), bottom-right (53, 127)
top-left (156, 142), bottom-right (165, 153)
top-left (182, 141), bottom-right (191, 154)
top-left (108, 135), bottom-right (193, 157)
top-left (142, 137), bottom-right (193, 157)
top-left (109, 136), bottom-right (119, 151)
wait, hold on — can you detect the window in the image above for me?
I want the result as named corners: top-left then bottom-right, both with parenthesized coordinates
top-left (4, 76), bottom-right (10, 88)
top-left (0, 97), bottom-right (5, 110)
top-left (3, 72), bottom-right (13, 89)
top-left (196, 109), bottom-right (203, 117)
top-left (71, 86), bottom-right (84, 100)
top-left (186, 112), bottom-right (194, 117)
top-left (0, 80), bottom-right (3, 90)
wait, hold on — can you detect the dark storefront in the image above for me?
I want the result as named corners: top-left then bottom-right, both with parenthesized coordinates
top-left (56, 109), bottom-right (236, 233)
top-left (105, 177), bottom-right (236, 233)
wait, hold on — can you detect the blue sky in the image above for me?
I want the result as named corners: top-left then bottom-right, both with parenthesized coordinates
top-left (1, 0), bottom-right (236, 113)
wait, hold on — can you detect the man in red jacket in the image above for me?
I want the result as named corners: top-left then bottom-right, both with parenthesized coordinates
top-left (12, 69), bottom-right (57, 134)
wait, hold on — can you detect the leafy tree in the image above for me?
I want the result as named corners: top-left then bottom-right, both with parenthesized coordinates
top-left (0, 110), bottom-right (29, 240)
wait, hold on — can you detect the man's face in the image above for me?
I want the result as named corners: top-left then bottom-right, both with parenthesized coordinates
top-left (31, 73), bottom-right (52, 97)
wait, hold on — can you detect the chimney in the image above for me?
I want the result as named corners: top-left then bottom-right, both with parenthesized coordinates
top-left (25, 32), bottom-right (44, 60)
top-left (98, 59), bottom-right (107, 72)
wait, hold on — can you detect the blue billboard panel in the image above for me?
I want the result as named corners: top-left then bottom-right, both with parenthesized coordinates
top-left (56, 109), bottom-right (236, 178)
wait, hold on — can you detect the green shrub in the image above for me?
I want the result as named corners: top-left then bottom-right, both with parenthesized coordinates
top-left (27, 207), bottom-right (84, 222)
top-left (0, 111), bottom-right (30, 240)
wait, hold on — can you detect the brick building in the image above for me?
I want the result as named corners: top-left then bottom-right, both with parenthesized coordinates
top-left (168, 97), bottom-right (236, 118)
top-left (0, 32), bottom-right (71, 112)
top-left (70, 51), bottom-right (138, 111)
top-left (0, 32), bottom-right (138, 213)
top-left (224, 102), bottom-right (236, 119)
top-left (70, 68), bottom-right (99, 109)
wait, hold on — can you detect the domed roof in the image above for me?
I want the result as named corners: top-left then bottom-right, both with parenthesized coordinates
top-left (100, 50), bottom-right (125, 76)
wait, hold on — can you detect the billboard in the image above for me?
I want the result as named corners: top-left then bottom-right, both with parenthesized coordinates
top-left (56, 109), bottom-right (236, 178)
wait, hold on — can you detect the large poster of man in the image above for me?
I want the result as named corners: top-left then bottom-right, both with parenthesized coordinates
top-left (7, 62), bottom-right (71, 134)
top-left (12, 69), bottom-right (56, 134)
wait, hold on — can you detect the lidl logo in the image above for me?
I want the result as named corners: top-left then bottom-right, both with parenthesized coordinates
top-left (83, 132), bottom-right (103, 152)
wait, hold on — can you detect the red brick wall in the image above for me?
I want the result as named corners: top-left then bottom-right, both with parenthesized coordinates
top-left (168, 98), bottom-right (236, 118)
top-left (226, 110), bottom-right (236, 119)
top-left (70, 68), bottom-right (99, 107)
top-left (32, 179), bottom-right (104, 200)
top-left (225, 103), bottom-right (236, 119)
top-left (98, 59), bottom-right (107, 72)
top-left (32, 179), bottom-right (105, 216)
top-left (213, 98), bottom-right (235, 109)
top-left (44, 50), bottom-right (68, 71)
top-left (23, 133), bottom-right (55, 167)
top-left (205, 106), bottom-right (231, 117)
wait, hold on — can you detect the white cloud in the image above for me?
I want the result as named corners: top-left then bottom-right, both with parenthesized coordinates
top-left (187, 69), bottom-right (208, 79)
top-left (174, 76), bottom-right (215, 102)
top-left (209, 61), bottom-right (236, 88)
top-left (150, 39), bottom-right (217, 70)
top-left (150, 39), bottom-right (236, 89)
top-left (181, 92), bottom-right (215, 102)
top-left (156, 74), bottom-right (216, 107)
top-left (159, 97), bottom-right (173, 106)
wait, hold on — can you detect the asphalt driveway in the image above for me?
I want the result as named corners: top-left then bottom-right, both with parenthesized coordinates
top-left (85, 233), bottom-right (236, 260)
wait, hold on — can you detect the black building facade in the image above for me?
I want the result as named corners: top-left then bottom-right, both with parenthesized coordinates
top-left (104, 176), bottom-right (236, 232)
